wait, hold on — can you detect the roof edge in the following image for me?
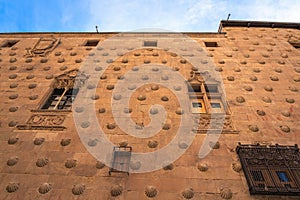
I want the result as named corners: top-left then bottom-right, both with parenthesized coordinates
top-left (219, 20), bottom-right (300, 32)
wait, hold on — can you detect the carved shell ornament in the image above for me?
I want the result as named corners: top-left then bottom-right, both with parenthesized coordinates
top-left (72, 184), bottom-right (85, 195)
top-left (145, 186), bottom-right (158, 198)
top-left (39, 183), bottom-right (52, 194)
top-left (6, 182), bottom-right (20, 193)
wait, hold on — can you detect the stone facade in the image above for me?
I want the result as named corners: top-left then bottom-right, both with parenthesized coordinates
top-left (0, 20), bottom-right (300, 199)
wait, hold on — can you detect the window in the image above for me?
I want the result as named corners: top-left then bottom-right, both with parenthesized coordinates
top-left (188, 84), bottom-right (201, 93)
top-left (209, 97), bottom-right (225, 113)
top-left (211, 102), bottom-right (221, 108)
top-left (289, 42), bottom-right (300, 49)
top-left (84, 39), bottom-right (99, 46)
top-left (236, 143), bottom-right (300, 196)
top-left (144, 40), bottom-right (157, 47)
top-left (204, 41), bottom-right (218, 47)
top-left (42, 88), bottom-right (79, 110)
top-left (1, 40), bottom-right (19, 47)
top-left (277, 171), bottom-right (290, 182)
top-left (192, 102), bottom-right (202, 108)
top-left (205, 84), bottom-right (218, 93)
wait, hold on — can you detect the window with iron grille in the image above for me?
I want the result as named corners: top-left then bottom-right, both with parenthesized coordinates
top-left (42, 88), bottom-right (79, 110)
top-left (236, 143), bottom-right (300, 196)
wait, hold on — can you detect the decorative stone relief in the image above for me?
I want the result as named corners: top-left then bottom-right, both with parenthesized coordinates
top-left (193, 115), bottom-right (237, 134)
top-left (17, 114), bottom-right (66, 131)
top-left (25, 36), bottom-right (60, 57)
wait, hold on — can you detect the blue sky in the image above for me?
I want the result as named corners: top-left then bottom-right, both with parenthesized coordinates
top-left (0, 0), bottom-right (299, 32)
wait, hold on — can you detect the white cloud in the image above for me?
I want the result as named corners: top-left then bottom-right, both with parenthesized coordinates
top-left (83, 0), bottom-right (300, 32)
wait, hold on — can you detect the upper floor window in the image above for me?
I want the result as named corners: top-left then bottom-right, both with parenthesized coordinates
top-left (42, 88), bottom-right (79, 110)
top-left (144, 40), bottom-right (157, 47)
top-left (84, 39), bottom-right (99, 46)
top-left (41, 69), bottom-right (88, 111)
top-left (187, 71), bottom-right (227, 114)
top-left (1, 40), bottom-right (19, 47)
top-left (204, 41), bottom-right (218, 47)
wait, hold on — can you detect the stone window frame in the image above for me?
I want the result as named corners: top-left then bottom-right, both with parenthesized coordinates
top-left (83, 39), bottom-right (100, 47)
top-left (188, 81), bottom-right (228, 114)
top-left (204, 41), bottom-right (218, 47)
top-left (39, 69), bottom-right (88, 111)
top-left (1, 40), bottom-right (19, 47)
top-left (143, 40), bottom-right (158, 47)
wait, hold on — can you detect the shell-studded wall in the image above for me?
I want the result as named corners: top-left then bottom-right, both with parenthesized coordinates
top-left (0, 25), bottom-right (299, 199)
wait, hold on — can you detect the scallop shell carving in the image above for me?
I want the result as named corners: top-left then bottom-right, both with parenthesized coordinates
top-left (113, 94), bottom-right (122, 100)
top-left (34, 137), bottom-right (45, 145)
top-left (270, 76), bottom-right (279, 81)
top-left (264, 86), bottom-right (273, 92)
top-left (286, 98), bottom-right (295, 103)
top-left (249, 125), bottom-right (259, 132)
top-left (275, 68), bottom-right (282, 73)
top-left (88, 139), bottom-right (98, 147)
top-left (141, 75), bottom-right (149, 80)
top-left (236, 96), bottom-right (245, 103)
top-left (197, 162), bottom-right (208, 172)
top-left (151, 85), bottom-right (159, 91)
top-left (111, 185), bottom-right (123, 197)
top-left (119, 141), bottom-right (128, 147)
top-left (137, 95), bottom-right (146, 101)
top-left (8, 136), bottom-right (19, 144)
top-left (289, 86), bottom-right (298, 92)
top-left (280, 125), bottom-right (290, 133)
top-left (243, 86), bottom-right (253, 91)
top-left (178, 141), bottom-right (188, 149)
top-left (60, 138), bottom-right (71, 146)
top-left (39, 183), bottom-right (52, 194)
top-left (7, 157), bottom-right (19, 166)
top-left (250, 76), bottom-right (258, 81)
top-left (174, 85), bottom-right (182, 91)
top-left (220, 188), bottom-right (233, 199)
top-left (163, 163), bottom-right (174, 170)
top-left (8, 121), bottom-right (17, 127)
top-left (227, 76), bottom-right (235, 81)
top-left (256, 110), bottom-right (266, 116)
top-left (175, 108), bottom-right (184, 115)
top-left (145, 186), bottom-right (157, 198)
top-left (150, 108), bottom-right (158, 115)
top-left (232, 162), bottom-right (242, 172)
top-left (161, 75), bottom-right (169, 80)
top-left (36, 158), bottom-right (49, 167)
top-left (293, 76), bottom-right (300, 82)
top-left (106, 85), bottom-right (114, 90)
top-left (148, 140), bottom-right (158, 148)
top-left (9, 94), bottom-right (18, 99)
top-left (161, 96), bottom-right (169, 101)
top-left (210, 141), bottom-right (220, 149)
top-left (72, 184), bottom-right (85, 195)
top-left (262, 96), bottom-right (272, 103)
top-left (107, 123), bottom-right (116, 129)
top-left (215, 67), bottom-right (223, 72)
top-left (127, 159), bottom-right (140, 170)
top-left (91, 94), bottom-right (99, 100)
top-left (123, 107), bottom-right (132, 114)
top-left (182, 188), bottom-right (194, 199)
top-left (100, 75), bottom-right (107, 79)
top-left (6, 182), bottom-right (20, 193)
top-left (162, 123), bottom-right (171, 130)
top-left (96, 161), bottom-right (105, 169)
top-left (75, 59), bottom-right (82, 63)
top-left (98, 108), bottom-right (106, 113)
top-left (65, 159), bottom-right (77, 168)
top-left (281, 111), bottom-right (291, 117)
